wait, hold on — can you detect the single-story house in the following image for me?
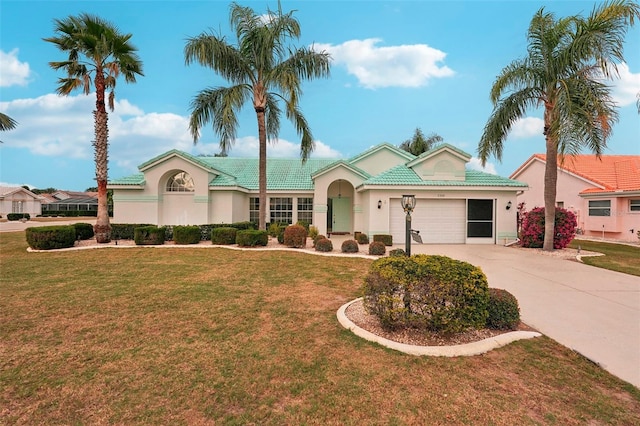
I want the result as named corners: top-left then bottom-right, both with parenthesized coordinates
top-left (0, 186), bottom-right (42, 217)
top-left (41, 191), bottom-right (99, 215)
top-left (510, 154), bottom-right (640, 242)
top-left (109, 143), bottom-right (527, 244)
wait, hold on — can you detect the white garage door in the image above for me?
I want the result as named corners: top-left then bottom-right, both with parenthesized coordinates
top-left (390, 199), bottom-right (466, 244)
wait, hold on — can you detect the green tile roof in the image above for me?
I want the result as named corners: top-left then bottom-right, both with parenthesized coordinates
top-left (109, 174), bottom-right (145, 186)
top-left (362, 165), bottom-right (527, 187)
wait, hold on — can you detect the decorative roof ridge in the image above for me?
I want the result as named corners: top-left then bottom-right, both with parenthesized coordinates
top-left (347, 142), bottom-right (415, 164)
top-left (311, 159), bottom-right (371, 179)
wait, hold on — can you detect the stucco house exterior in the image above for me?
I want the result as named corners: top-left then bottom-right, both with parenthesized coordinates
top-left (510, 154), bottom-right (640, 243)
top-left (0, 186), bottom-right (42, 217)
top-left (109, 143), bottom-right (527, 244)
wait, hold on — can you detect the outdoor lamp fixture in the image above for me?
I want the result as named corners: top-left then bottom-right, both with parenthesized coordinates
top-left (506, 201), bottom-right (512, 210)
top-left (377, 200), bottom-right (382, 209)
top-left (401, 195), bottom-right (416, 256)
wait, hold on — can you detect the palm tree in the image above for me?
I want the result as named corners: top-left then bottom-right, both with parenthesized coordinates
top-left (0, 112), bottom-right (17, 131)
top-left (399, 128), bottom-right (443, 156)
top-left (44, 13), bottom-right (143, 243)
top-left (478, 0), bottom-right (639, 251)
top-left (185, 2), bottom-right (331, 231)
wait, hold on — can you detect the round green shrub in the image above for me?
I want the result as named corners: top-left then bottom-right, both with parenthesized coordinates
top-left (368, 241), bottom-right (386, 256)
top-left (357, 233), bottom-right (369, 244)
top-left (341, 239), bottom-right (359, 253)
top-left (211, 227), bottom-right (237, 245)
top-left (173, 225), bottom-right (201, 244)
top-left (26, 225), bottom-right (76, 250)
top-left (315, 237), bottom-right (333, 252)
top-left (389, 248), bottom-right (405, 257)
top-left (295, 220), bottom-right (310, 232)
top-left (362, 255), bottom-right (490, 334)
top-left (486, 288), bottom-right (520, 330)
top-left (284, 224), bottom-right (307, 248)
top-left (73, 222), bottom-right (94, 240)
top-left (267, 222), bottom-right (282, 238)
top-left (236, 230), bottom-right (268, 247)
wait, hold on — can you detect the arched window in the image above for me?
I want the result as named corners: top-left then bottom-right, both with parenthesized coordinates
top-left (166, 172), bottom-right (195, 192)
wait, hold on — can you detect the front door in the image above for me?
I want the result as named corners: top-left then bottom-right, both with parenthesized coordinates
top-left (331, 197), bottom-right (351, 233)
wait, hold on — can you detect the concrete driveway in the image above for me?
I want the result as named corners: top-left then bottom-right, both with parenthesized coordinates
top-left (405, 243), bottom-right (640, 389)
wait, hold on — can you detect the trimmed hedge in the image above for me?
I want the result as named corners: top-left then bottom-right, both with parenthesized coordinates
top-left (373, 234), bottom-right (392, 246)
top-left (110, 222), bottom-right (254, 241)
top-left (368, 241), bottom-right (386, 256)
top-left (363, 255), bottom-right (490, 334)
top-left (357, 233), bottom-right (369, 244)
top-left (173, 225), bottom-right (201, 244)
top-left (284, 224), bottom-right (307, 248)
top-left (341, 239), bottom-right (359, 253)
top-left (236, 230), bottom-right (268, 247)
top-left (111, 223), bottom-right (154, 240)
top-left (486, 288), bottom-right (520, 330)
top-left (134, 226), bottom-right (165, 245)
top-left (211, 227), bottom-right (237, 245)
top-left (315, 237), bottom-right (333, 252)
top-left (8, 213), bottom-right (30, 221)
top-left (26, 225), bottom-right (76, 250)
top-left (73, 223), bottom-right (94, 240)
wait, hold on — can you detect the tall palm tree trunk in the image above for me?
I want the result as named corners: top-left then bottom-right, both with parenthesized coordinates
top-left (94, 72), bottom-right (111, 243)
top-left (543, 115), bottom-right (558, 251)
top-left (256, 107), bottom-right (267, 231)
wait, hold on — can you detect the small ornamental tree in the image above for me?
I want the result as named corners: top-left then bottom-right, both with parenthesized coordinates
top-left (520, 207), bottom-right (577, 249)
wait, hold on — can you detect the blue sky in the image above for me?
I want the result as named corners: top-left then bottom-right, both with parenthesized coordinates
top-left (1, 0), bottom-right (639, 191)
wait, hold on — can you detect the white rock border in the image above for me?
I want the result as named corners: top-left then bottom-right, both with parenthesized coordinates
top-left (337, 297), bottom-right (541, 357)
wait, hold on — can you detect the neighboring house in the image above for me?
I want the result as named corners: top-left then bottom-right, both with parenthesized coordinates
top-left (109, 143), bottom-right (527, 244)
top-left (0, 186), bottom-right (42, 217)
top-left (510, 154), bottom-right (640, 242)
top-left (40, 190), bottom-right (99, 215)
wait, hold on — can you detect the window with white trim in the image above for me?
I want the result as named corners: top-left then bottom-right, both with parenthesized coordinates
top-left (297, 197), bottom-right (313, 224)
top-left (630, 199), bottom-right (640, 212)
top-left (588, 200), bottom-right (610, 216)
top-left (270, 197), bottom-right (292, 224)
top-left (249, 197), bottom-right (260, 224)
top-left (166, 172), bottom-right (194, 192)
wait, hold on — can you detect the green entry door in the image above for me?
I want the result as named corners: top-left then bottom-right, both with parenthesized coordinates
top-left (331, 197), bottom-right (351, 233)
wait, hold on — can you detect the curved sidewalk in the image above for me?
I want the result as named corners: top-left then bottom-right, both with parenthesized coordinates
top-left (406, 243), bottom-right (640, 389)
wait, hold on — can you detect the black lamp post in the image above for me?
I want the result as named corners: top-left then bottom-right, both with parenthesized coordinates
top-left (401, 195), bottom-right (416, 256)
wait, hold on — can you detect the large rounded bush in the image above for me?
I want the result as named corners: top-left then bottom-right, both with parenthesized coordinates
top-left (284, 224), bottom-right (307, 248)
top-left (368, 241), bottom-right (386, 256)
top-left (341, 239), bottom-right (359, 253)
top-left (521, 207), bottom-right (577, 249)
top-left (211, 227), bottom-right (237, 245)
top-left (315, 237), bottom-right (333, 252)
top-left (363, 255), bottom-right (490, 334)
top-left (486, 288), bottom-right (520, 330)
top-left (73, 222), bottom-right (94, 240)
top-left (236, 230), bottom-right (268, 247)
top-left (357, 233), bottom-right (369, 244)
top-left (173, 225), bottom-right (201, 244)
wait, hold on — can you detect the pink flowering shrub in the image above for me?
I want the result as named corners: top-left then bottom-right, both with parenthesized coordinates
top-left (520, 207), bottom-right (577, 249)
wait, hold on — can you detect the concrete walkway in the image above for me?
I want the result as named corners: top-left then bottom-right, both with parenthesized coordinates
top-left (403, 243), bottom-right (640, 389)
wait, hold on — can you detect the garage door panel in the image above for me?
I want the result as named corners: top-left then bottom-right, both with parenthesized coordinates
top-left (390, 199), bottom-right (465, 244)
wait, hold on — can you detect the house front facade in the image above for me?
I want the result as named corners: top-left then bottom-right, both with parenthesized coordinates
top-left (0, 186), bottom-right (42, 218)
top-left (511, 154), bottom-right (640, 243)
top-left (109, 143), bottom-right (527, 244)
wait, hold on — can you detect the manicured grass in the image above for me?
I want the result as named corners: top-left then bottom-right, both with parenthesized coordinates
top-left (570, 239), bottom-right (640, 277)
top-left (2, 231), bottom-right (639, 424)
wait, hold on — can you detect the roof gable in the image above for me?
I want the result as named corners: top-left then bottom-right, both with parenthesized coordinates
top-left (138, 149), bottom-right (216, 173)
top-left (0, 186), bottom-right (39, 200)
top-left (347, 143), bottom-right (415, 176)
top-left (406, 143), bottom-right (471, 182)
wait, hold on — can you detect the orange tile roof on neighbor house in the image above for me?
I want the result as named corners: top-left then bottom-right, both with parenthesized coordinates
top-left (513, 154), bottom-right (640, 195)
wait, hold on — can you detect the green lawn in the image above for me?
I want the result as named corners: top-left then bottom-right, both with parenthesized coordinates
top-left (570, 239), bottom-right (640, 277)
top-left (2, 231), bottom-right (639, 425)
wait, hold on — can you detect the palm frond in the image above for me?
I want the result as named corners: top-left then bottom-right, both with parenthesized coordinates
top-left (0, 113), bottom-right (18, 131)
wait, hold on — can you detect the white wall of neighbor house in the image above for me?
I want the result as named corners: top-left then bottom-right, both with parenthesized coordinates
top-left (0, 192), bottom-right (42, 217)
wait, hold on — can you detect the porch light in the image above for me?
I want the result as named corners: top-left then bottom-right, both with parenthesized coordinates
top-left (377, 200), bottom-right (382, 209)
top-left (506, 201), bottom-right (512, 210)
top-left (401, 195), bottom-right (416, 256)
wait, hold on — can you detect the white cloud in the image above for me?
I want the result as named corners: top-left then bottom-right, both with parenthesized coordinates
top-left (314, 38), bottom-right (454, 89)
top-left (0, 93), bottom-right (192, 172)
top-left (511, 117), bottom-right (543, 139)
top-left (196, 136), bottom-right (342, 159)
top-left (0, 49), bottom-right (31, 87)
top-left (466, 157), bottom-right (497, 175)
top-left (607, 63), bottom-right (640, 107)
